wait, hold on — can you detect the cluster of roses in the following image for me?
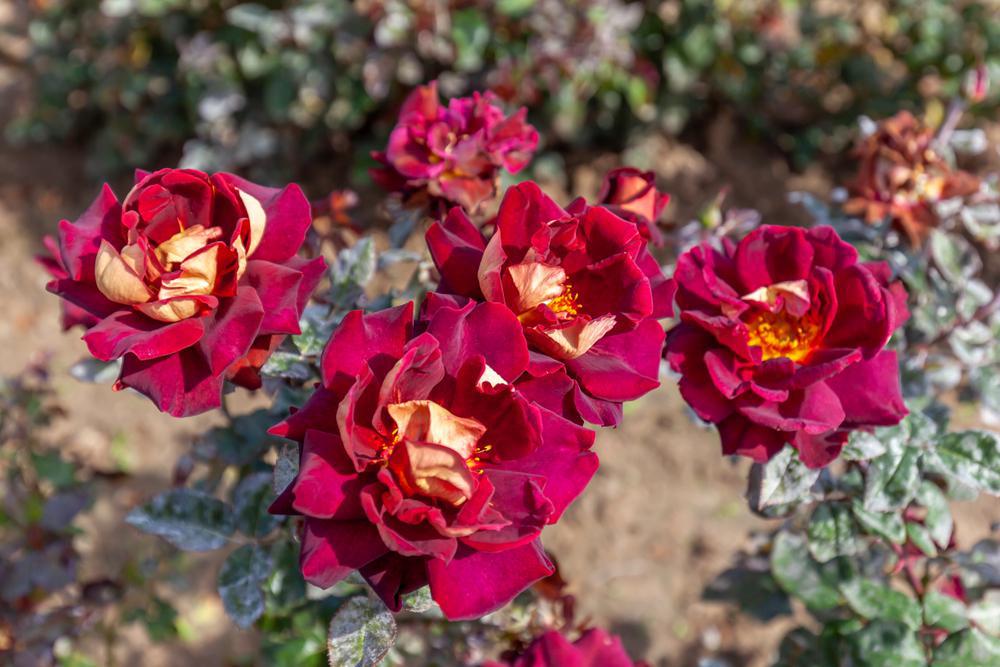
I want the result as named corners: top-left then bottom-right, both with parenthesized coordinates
top-left (43, 84), bottom-right (909, 629)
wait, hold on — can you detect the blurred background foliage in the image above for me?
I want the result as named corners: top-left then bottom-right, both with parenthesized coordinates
top-left (5, 0), bottom-right (1000, 183)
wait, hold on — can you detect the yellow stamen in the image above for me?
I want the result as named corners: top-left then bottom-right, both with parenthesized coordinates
top-left (546, 284), bottom-right (580, 317)
top-left (745, 309), bottom-right (821, 363)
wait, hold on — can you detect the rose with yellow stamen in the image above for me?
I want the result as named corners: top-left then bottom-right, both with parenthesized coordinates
top-left (42, 168), bottom-right (325, 416)
top-left (665, 225), bottom-right (909, 469)
top-left (427, 182), bottom-right (674, 427)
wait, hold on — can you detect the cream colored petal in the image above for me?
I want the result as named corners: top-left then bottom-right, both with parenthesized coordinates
top-left (387, 400), bottom-right (485, 460)
top-left (396, 441), bottom-right (476, 506)
top-left (94, 240), bottom-right (153, 305)
top-left (506, 261), bottom-right (567, 313)
top-left (535, 314), bottom-right (617, 360)
top-left (135, 297), bottom-right (203, 322)
top-left (232, 233), bottom-right (248, 281)
top-left (158, 245), bottom-right (221, 299)
top-left (236, 188), bottom-right (267, 259)
top-left (477, 232), bottom-right (507, 302)
top-left (742, 279), bottom-right (811, 317)
top-left (477, 363), bottom-right (508, 389)
top-left (155, 224), bottom-right (224, 265)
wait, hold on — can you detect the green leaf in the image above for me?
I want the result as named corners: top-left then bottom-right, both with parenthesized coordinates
top-left (233, 472), bottom-right (281, 538)
top-left (452, 8), bottom-right (489, 72)
top-left (847, 620), bottom-right (925, 667)
top-left (196, 409), bottom-right (276, 467)
top-left (923, 589), bottom-right (969, 633)
top-left (907, 522), bottom-right (938, 558)
top-left (124, 595), bottom-right (179, 642)
top-left (864, 439), bottom-right (921, 512)
top-left (273, 442), bottom-right (299, 496)
top-left (69, 357), bottom-right (122, 384)
top-left (703, 566), bottom-right (792, 621)
top-left (808, 503), bottom-right (861, 563)
top-left (125, 489), bottom-right (235, 551)
top-left (917, 481), bottom-right (953, 548)
top-left (839, 579), bottom-right (922, 630)
top-left (843, 430), bottom-right (888, 461)
top-left (851, 500), bottom-right (906, 544)
top-left (924, 430), bottom-right (1000, 495)
top-left (496, 0), bottom-right (533, 17)
top-left (30, 452), bottom-right (76, 489)
top-left (968, 591), bottom-right (1000, 635)
top-left (931, 629), bottom-right (1000, 667)
top-left (327, 596), bottom-right (397, 667)
top-left (329, 237), bottom-right (376, 308)
top-left (930, 229), bottom-right (982, 285)
top-left (218, 544), bottom-right (273, 629)
top-left (401, 586), bottom-right (435, 614)
top-left (771, 531), bottom-right (842, 610)
top-left (746, 445), bottom-right (820, 511)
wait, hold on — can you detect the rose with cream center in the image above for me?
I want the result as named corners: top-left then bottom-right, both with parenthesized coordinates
top-left (268, 299), bottom-right (599, 620)
top-left (426, 181), bottom-right (674, 427)
top-left (384, 400), bottom-right (487, 507)
top-left (44, 168), bottom-right (325, 416)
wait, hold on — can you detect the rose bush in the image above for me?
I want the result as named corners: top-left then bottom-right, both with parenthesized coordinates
top-left (43, 168), bottom-right (325, 416)
top-left (485, 628), bottom-right (644, 667)
top-left (268, 298), bottom-right (598, 619)
top-left (426, 181), bottom-right (673, 426)
top-left (844, 110), bottom-right (979, 246)
top-left (371, 81), bottom-right (538, 214)
top-left (665, 225), bottom-right (909, 468)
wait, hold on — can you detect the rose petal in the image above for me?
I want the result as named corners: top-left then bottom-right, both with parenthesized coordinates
top-left (426, 540), bottom-right (554, 620)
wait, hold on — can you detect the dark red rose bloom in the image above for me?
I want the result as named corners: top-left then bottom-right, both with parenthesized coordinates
top-left (484, 628), bottom-right (645, 667)
top-left (268, 298), bottom-right (597, 620)
top-left (426, 182), bottom-right (673, 427)
top-left (597, 167), bottom-right (669, 247)
top-left (44, 168), bottom-right (325, 417)
top-left (371, 81), bottom-right (538, 213)
top-left (844, 111), bottom-right (979, 247)
top-left (665, 225), bottom-right (909, 468)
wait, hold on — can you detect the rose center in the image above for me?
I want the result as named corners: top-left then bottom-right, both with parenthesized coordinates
top-left (382, 400), bottom-right (489, 506)
top-left (744, 308), bottom-right (821, 363)
top-left (545, 284), bottom-right (580, 318)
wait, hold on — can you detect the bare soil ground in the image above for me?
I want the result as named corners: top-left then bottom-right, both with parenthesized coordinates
top-left (1, 65), bottom-right (997, 667)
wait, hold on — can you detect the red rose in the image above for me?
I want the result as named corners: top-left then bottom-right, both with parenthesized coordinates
top-left (269, 299), bottom-right (597, 619)
top-left (426, 182), bottom-right (673, 426)
top-left (844, 111), bottom-right (979, 246)
top-left (665, 225), bottom-right (909, 468)
top-left (597, 167), bottom-right (669, 246)
top-left (485, 628), bottom-right (645, 667)
top-left (45, 168), bottom-right (325, 416)
top-left (371, 81), bottom-right (538, 213)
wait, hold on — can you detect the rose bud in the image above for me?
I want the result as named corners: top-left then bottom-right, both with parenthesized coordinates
top-left (426, 182), bottom-right (673, 427)
top-left (484, 628), bottom-right (647, 667)
top-left (45, 168), bottom-right (326, 416)
top-left (268, 299), bottom-right (597, 620)
top-left (597, 167), bottom-right (670, 246)
top-left (371, 81), bottom-right (538, 214)
top-left (665, 225), bottom-right (909, 469)
top-left (844, 111), bottom-right (979, 246)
